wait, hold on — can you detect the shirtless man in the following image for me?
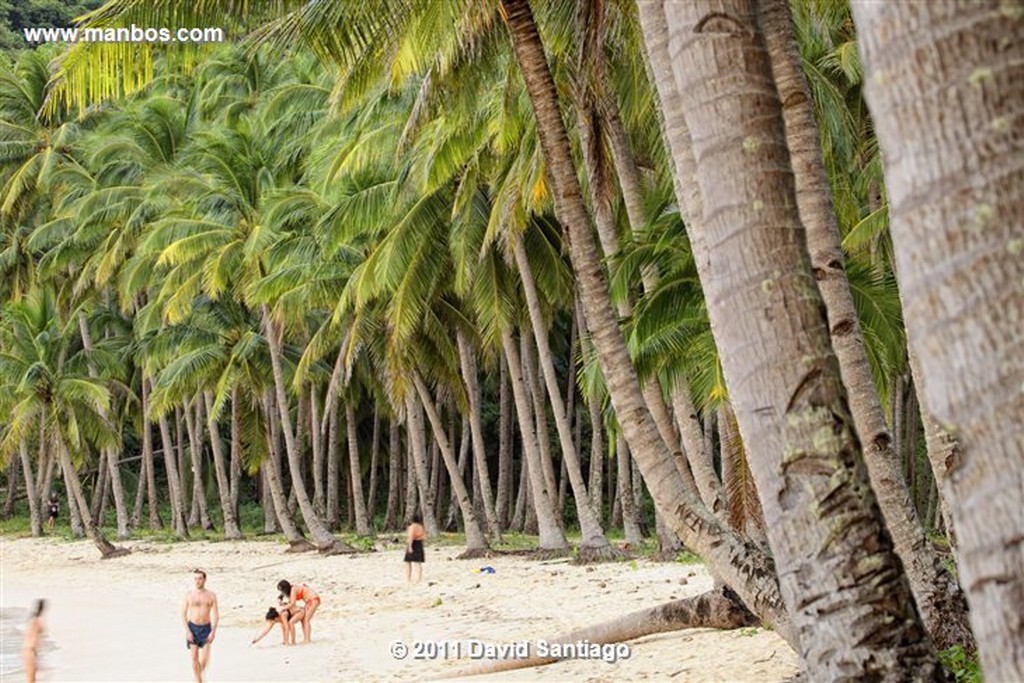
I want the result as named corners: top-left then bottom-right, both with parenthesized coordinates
top-left (182, 569), bottom-right (219, 682)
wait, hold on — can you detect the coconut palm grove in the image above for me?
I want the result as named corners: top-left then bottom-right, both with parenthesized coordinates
top-left (0, 0), bottom-right (1021, 680)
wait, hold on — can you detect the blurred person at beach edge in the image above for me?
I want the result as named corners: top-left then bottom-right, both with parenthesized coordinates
top-left (22, 599), bottom-right (45, 683)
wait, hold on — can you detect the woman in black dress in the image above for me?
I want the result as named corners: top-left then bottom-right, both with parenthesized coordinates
top-left (404, 513), bottom-right (427, 583)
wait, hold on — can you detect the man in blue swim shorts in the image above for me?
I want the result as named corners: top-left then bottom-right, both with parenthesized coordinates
top-left (182, 569), bottom-right (219, 682)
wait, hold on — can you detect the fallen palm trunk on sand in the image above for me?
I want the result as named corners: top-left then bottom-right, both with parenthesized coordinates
top-left (444, 585), bottom-right (760, 678)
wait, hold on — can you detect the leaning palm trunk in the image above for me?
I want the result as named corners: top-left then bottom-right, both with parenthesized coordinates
top-left (55, 433), bottom-right (127, 558)
top-left (262, 306), bottom-right (355, 553)
top-left (18, 440), bottom-right (42, 536)
top-left (412, 372), bottom-right (489, 556)
top-left (575, 102), bottom-right (702, 507)
top-left (202, 392), bottom-right (243, 539)
top-left (513, 241), bottom-right (612, 558)
top-left (521, 334), bottom-right (560, 511)
top-left (261, 391), bottom-right (314, 550)
top-left (453, 584), bottom-right (757, 678)
top-left (455, 329), bottom-right (502, 542)
top-left (501, 328), bottom-right (569, 551)
top-left (853, 3), bottom-right (1024, 678)
top-left (659, 0), bottom-right (938, 676)
top-left (501, 0), bottom-right (794, 644)
top-left (77, 314), bottom-right (130, 538)
top-left (345, 402), bottom-right (374, 536)
top-left (758, 0), bottom-right (972, 651)
top-left (587, 28), bottom-right (728, 520)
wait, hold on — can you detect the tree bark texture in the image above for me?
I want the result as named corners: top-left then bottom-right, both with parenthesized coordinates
top-left (759, 0), bottom-right (973, 650)
top-left (660, 0), bottom-right (939, 676)
top-left (853, 2), bottom-right (1024, 677)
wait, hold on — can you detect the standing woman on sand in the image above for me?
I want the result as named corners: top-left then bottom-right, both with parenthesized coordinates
top-left (277, 580), bottom-right (320, 644)
top-left (22, 599), bottom-right (45, 683)
top-left (404, 513), bottom-right (427, 583)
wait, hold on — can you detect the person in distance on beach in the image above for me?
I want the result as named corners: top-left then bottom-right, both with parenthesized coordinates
top-left (46, 493), bottom-right (58, 533)
top-left (404, 513), bottom-right (427, 583)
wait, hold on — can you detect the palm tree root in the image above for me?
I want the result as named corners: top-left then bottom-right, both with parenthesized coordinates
top-left (99, 542), bottom-right (131, 559)
top-left (457, 547), bottom-right (493, 560)
top-left (443, 585), bottom-right (759, 679)
top-left (572, 542), bottom-right (628, 565)
top-left (318, 539), bottom-right (359, 555)
top-left (285, 539), bottom-right (317, 553)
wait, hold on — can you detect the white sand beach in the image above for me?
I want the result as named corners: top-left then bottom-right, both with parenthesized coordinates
top-left (0, 536), bottom-right (797, 682)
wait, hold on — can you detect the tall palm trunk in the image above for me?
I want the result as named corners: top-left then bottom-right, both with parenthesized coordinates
top-left (345, 401), bottom-right (374, 536)
top-left (403, 392), bottom-right (439, 535)
top-left (616, 434), bottom-right (643, 545)
top-left (229, 389), bottom-right (242, 516)
top-left (326, 399), bottom-right (340, 528)
top-left (261, 391), bottom-right (312, 550)
top-left (383, 419), bottom-right (401, 530)
top-left (366, 407), bottom-right (380, 520)
top-left (658, 0), bottom-right (938, 676)
top-left (758, 0), bottom-right (971, 650)
top-left (587, 390), bottom-right (604, 523)
top-left (577, 26), bottom-right (720, 511)
top-left (184, 398), bottom-right (211, 529)
top-left (262, 306), bottom-right (355, 553)
top-left (521, 333), bottom-right (559, 512)
top-left (55, 432), bottom-right (127, 558)
top-left (455, 329), bottom-right (501, 541)
top-left (157, 410), bottom-right (189, 537)
top-left (202, 392), bottom-right (243, 539)
top-left (513, 240), bottom-right (612, 557)
top-left (853, 3), bottom-right (1024, 677)
top-left (18, 440), bottom-right (42, 536)
top-left (77, 313), bottom-right (129, 538)
top-left (310, 385), bottom-right (325, 516)
top-left (501, 328), bottom-right (568, 550)
top-left (575, 107), bottom-right (689, 475)
top-left (496, 354), bottom-right (513, 527)
top-left (139, 383), bottom-right (161, 532)
top-left (502, 0), bottom-right (794, 645)
top-left (412, 372), bottom-right (489, 555)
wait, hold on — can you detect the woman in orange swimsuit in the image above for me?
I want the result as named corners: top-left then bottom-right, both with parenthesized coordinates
top-left (277, 580), bottom-right (321, 643)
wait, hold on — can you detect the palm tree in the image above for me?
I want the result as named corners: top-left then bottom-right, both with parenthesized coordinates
top-left (652, 0), bottom-right (938, 676)
top-left (499, 0), bottom-right (794, 640)
top-left (0, 289), bottom-right (128, 558)
top-left (757, 0), bottom-right (971, 650)
top-left (853, 2), bottom-right (1024, 678)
